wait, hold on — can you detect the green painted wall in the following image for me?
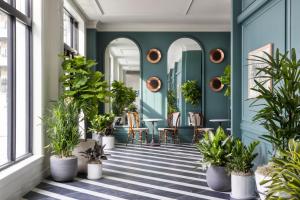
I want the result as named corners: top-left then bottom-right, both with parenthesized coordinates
top-left (87, 31), bottom-right (231, 143)
top-left (232, 0), bottom-right (300, 164)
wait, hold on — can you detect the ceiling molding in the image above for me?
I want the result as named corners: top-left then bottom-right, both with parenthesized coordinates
top-left (96, 22), bottom-right (231, 32)
top-left (185, 0), bottom-right (194, 15)
top-left (65, 0), bottom-right (89, 22)
top-left (86, 20), bottom-right (98, 29)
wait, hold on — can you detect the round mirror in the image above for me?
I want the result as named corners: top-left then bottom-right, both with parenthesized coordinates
top-left (147, 48), bottom-right (162, 64)
top-left (209, 77), bottom-right (224, 92)
top-left (146, 76), bottom-right (162, 92)
top-left (209, 48), bottom-right (224, 64)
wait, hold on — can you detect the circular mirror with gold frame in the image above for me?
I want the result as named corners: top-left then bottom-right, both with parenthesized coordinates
top-left (146, 76), bottom-right (162, 92)
top-left (209, 48), bottom-right (224, 64)
top-left (209, 77), bottom-right (224, 92)
top-left (147, 48), bottom-right (162, 64)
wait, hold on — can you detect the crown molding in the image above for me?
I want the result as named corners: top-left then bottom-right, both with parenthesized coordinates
top-left (86, 20), bottom-right (98, 29)
top-left (96, 22), bottom-right (231, 32)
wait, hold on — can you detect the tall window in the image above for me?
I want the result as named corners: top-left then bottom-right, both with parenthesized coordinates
top-left (63, 9), bottom-right (78, 55)
top-left (0, 0), bottom-right (32, 170)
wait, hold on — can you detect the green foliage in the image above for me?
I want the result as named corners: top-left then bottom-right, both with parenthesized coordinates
top-left (60, 55), bottom-right (111, 121)
top-left (127, 104), bottom-right (138, 112)
top-left (81, 143), bottom-right (107, 163)
top-left (44, 99), bottom-right (80, 158)
top-left (227, 140), bottom-right (259, 174)
top-left (250, 48), bottom-right (300, 152)
top-left (89, 113), bottom-right (115, 135)
top-left (167, 89), bottom-right (178, 114)
top-left (264, 138), bottom-right (300, 199)
top-left (111, 81), bottom-right (136, 116)
top-left (196, 127), bottom-right (233, 167)
top-left (181, 80), bottom-right (201, 106)
top-left (220, 65), bottom-right (231, 97)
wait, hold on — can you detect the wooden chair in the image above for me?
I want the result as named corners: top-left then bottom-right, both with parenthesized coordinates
top-left (188, 112), bottom-right (214, 143)
top-left (127, 112), bottom-right (149, 146)
top-left (158, 112), bottom-right (180, 144)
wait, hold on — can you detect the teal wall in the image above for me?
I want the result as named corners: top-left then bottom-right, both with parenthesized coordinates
top-left (87, 31), bottom-right (231, 143)
top-left (232, 0), bottom-right (300, 164)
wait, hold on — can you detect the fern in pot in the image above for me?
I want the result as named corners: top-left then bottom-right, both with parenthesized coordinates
top-left (81, 143), bottom-right (107, 180)
top-left (44, 99), bottom-right (81, 182)
top-left (90, 113), bottom-right (115, 149)
top-left (196, 127), bottom-right (233, 191)
top-left (227, 139), bottom-right (259, 199)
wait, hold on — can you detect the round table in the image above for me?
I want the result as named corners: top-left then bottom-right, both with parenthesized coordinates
top-left (209, 119), bottom-right (230, 127)
top-left (143, 118), bottom-right (162, 146)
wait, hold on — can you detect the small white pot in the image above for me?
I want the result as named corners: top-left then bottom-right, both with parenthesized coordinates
top-left (92, 133), bottom-right (103, 145)
top-left (87, 163), bottom-right (102, 180)
top-left (102, 136), bottom-right (115, 150)
top-left (231, 173), bottom-right (256, 199)
top-left (255, 171), bottom-right (271, 200)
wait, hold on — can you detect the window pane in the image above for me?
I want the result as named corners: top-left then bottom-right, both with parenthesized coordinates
top-left (16, 0), bottom-right (27, 15)
top-left (0, 12), bottom-right (8, 166)
top-left (64, 12), bottom-right (71, 47)
top-left (15, 21), bottom-right (28, 158)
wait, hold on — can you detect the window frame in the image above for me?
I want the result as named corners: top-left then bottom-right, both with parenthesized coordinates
top-left (64, 9), bottom-right (78, 54)
top-left (0, 0), bottom-right (32, 171)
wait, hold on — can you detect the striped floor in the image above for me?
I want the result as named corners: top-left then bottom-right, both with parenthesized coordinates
top-left (23, 144), bottom-right (230, 200)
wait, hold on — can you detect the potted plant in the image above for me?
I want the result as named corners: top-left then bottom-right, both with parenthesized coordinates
top-left (44, 99), bottom-right (81, 182)
top-left (196, 127), bottom-right (233, 191)
top-left (220, 65), bottom-right (231, 97)
top-left (111, 80), bottom-right (136, 125)
top-left (81, 143), bottom-right (107, 180)
top-left (90, 113), bottom-right (115, 149)
top-left (250, 48), bottom-right (300, 196)
top-left (262, 138), bottom-right (300, 199)
top-left (227, 139), bottom-right (259, 199)
top-left (167, 89), bottom-right (178, 114)
top-left (181, 80), bottom-right (201, 106)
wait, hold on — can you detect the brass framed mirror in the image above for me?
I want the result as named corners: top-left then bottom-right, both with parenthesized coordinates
top-left (147, 48), bottom-right (162, 64)
top-left (146, 76), bottom-right (162, 92)
top-left (209, 48), bottom-right (224, 64)
top-left (209, 77), bottom-right (224, 92)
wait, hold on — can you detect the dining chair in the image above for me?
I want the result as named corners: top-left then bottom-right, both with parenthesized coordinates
top-left (158, 112), bottom-right (180, 144)
top-left (188, 112), bottom-right (214, 143)
top-left (127, 112), bottom-right (149, 146)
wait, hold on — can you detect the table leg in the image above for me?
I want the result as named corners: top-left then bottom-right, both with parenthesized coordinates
top-left (148, 121), bottom-right (160, 146)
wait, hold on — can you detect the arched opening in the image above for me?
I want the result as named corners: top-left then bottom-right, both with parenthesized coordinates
top-left (104, 38), bottom-right (141, 125)
top-left (167, 38), bottom-right (203, 126)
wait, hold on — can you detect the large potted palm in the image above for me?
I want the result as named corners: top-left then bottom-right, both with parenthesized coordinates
top-left (196, 127), bottom-right (233, 191)
top-left (250, 48), bottom-right (300, 199)
top-left (227, 139), bottom-right (259, 199)
top-left (44, 99), bottom-right (81, 182)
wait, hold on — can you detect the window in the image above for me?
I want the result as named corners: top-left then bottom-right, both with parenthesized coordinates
top-left (63, 9), bottom-right (78, 55)
top-left (0, 0), bottom-right (32, 170)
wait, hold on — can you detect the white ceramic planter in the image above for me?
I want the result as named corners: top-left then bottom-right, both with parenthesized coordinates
top-left (92, 133), bottom-right (103, 145)
top-left (255, 171), bottom-right (271, 200)
top-left (72, 139), bottom-right (96, 173)
top-left (231, 173), bottom-right (256, 199)
top-left (87, 163), bottom-right (102, 180)
top-left (102, 136), bottom-right (115, 150)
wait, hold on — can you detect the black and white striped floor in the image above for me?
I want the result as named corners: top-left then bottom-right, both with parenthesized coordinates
top-left (23, 144), bottom-right (230, 200)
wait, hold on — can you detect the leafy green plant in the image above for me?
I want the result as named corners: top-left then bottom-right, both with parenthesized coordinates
top-left (167, 89), bottom-right (178, 114)
top-left (181, 80), bottom-right (201, 106)
top-left (127, 104), bottom-right (138, 112)
top-left (227, 139), bottom-right (259, 174)
top-left (250, 48), bottom-right (300, 152)
top-left (81, 143), bottom-right (107, 163)
top-left (60, 55), bottom-right (111, 121)
top-left (89, 113), bottom-right (115, 136)
top-left (263, 138), bottom-right (300, 199)
top-left (111, 81), bottom-right (136, 116)
top-left (44, 99), bottom-right (81, 158)
top-left (220, 65), bottom-right (231, 97)
top-left (196, 127), bottom-right (233, 167)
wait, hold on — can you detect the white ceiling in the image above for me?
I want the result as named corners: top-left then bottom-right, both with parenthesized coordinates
top-left (107, 38), bottom-right (140, 71)
top-left (74, 0), bottom-right (231, 31)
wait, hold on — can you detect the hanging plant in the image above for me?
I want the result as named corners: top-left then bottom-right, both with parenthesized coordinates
top-left (181, 80), bottom-right (201, 106)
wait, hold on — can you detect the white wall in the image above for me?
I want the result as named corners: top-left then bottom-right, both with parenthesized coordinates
top-left (0, 0), bottom-right (64, 199)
